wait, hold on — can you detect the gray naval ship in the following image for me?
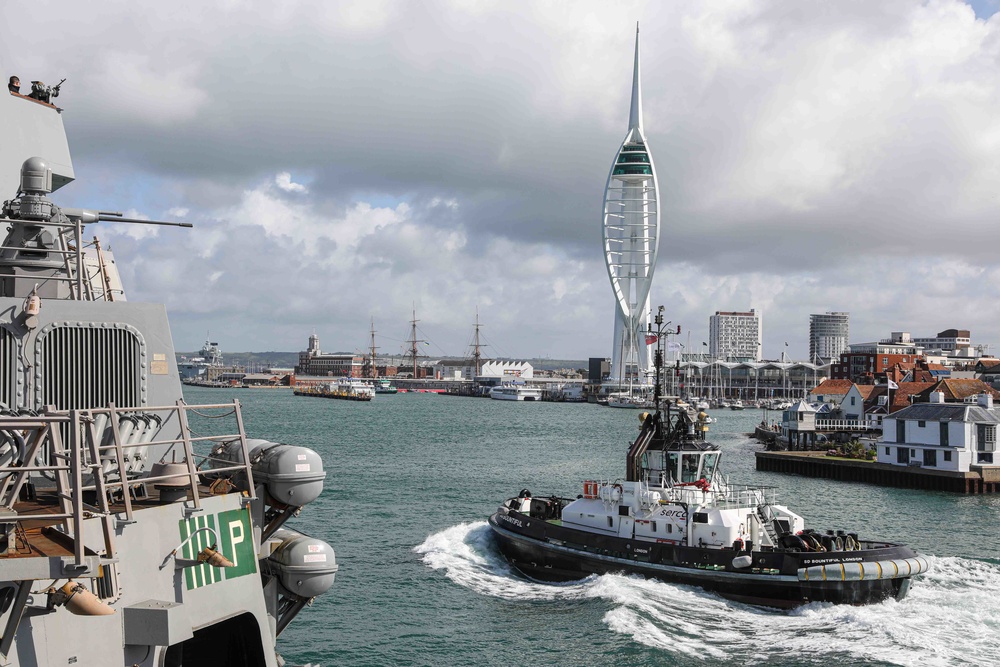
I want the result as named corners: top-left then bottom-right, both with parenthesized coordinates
top-left (0, 82), bottom-right (336, 665)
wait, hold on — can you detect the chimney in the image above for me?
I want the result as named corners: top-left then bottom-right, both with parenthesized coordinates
top-left (929, 391), bottom-right (945, 404)
top-left (978, 393), bottom-right (994, 410)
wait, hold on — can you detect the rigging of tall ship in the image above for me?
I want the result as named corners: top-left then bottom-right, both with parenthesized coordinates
top-left (489, 307), bottom-right (929, 608)
top-left (0, 77), bottom-right (335, 665)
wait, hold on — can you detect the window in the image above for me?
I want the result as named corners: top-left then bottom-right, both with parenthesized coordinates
top-left (918, 421), bottom-right (926, 428)
top-left (897, 447), bottom-right (909, 464)
top-left (943, 451), bottom-right (952, 462)
top-left (666, 524), bottom-right (672, 534)
top-left (885, 447), bottom-right (890, 455)
top-left (977, 424), bottom-right (997, 452)
top-left (940, 422), bottom-right (949, 447)
top-left (896, 421), bottom-right (905, 443)
top-left (923, 449), bottom-right (936, 466)
top-left (851, 397), bottom-right (856, 406)
top-left (607, 517), bottom-right (614, 528)
top-left (651, 521), bottom-right (657, 533)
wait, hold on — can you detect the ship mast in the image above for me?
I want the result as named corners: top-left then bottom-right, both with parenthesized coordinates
top-left (405, 306), bottom-right (426, 378)
top-left (368, 318), bottom-right (379, 379)
top-left (472, 308), bottom-right (483, 376)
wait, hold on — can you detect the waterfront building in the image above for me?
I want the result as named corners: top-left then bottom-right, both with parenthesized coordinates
top-left (878, 392), bottom-right (1000, 470)
top-left (809, 312), bottom-right (849, 363)
top-left (479, 360), bottom-right (534, 380)
top-left (808, 379), bottom-right (853, 407)
top-left (831, 333), bottom-right (923, 381)
top-left (708, 310), bottom-right (762, 361)
top-left (295, 334), bottom-right (364, 377)
top-left (602, 25), bottom-right (659, 388)
top-left (912, 328), bottom-right (971, 354)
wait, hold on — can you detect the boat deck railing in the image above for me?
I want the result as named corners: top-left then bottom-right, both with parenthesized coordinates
top-left (0, 399), bottom-right (255, 571)
top-left (709, 481), bottom-right (780, 508)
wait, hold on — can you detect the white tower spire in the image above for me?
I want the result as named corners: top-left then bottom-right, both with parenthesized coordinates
top-left (628, 23), bottom-right (643, 133)
top-left (601, 24), bottom-right (660, 391)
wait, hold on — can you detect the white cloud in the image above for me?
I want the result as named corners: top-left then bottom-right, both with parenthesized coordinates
top-left (275, 172), bottom-right (307, 193)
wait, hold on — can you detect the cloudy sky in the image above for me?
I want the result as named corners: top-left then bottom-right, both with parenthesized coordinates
top-left (3, 0), bottom-right (1000, 362)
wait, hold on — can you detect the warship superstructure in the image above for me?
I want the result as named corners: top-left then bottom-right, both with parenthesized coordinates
top-left (0, 83), bottom-right (335, 665)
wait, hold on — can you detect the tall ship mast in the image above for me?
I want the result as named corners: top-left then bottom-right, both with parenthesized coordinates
top-left (470, 308), bottom-right (485, 377)
top-left (366, 318), bottom-right (379, 379)
top-left (602, 24), bottom-right (660, 392)
top-left (404, 306), bottom-right (426, 378)
top-left (0, 80), bottom-right (335, 665)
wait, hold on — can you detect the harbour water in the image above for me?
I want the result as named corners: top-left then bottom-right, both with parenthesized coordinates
top-left (183, 386), bottom-right (1000, 667)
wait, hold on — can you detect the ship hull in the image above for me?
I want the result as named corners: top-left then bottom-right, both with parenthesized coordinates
top-left (489, 509), bottom-right (923, 608)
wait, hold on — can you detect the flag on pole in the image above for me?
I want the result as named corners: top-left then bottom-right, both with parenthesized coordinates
top-left (887, 379), bottom-right (898, 390)
top-left (666, 342), bottom-right (681, 353)
top-left (645, 334), bottom-right (658, 345)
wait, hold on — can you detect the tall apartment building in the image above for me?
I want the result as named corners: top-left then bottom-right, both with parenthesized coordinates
top-left (709, 309), bottom-right (762, 361)
top-left (809, 312), bottom-right (850, 363)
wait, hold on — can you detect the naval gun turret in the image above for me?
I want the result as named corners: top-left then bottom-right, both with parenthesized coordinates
top-left (0, 157), bottom-right (191, 301)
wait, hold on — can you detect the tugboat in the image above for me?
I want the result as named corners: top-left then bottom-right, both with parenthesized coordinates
top-left (489, 307), bottom-right (929, 608)
top-left (0, 82), bottom-right (335, 664)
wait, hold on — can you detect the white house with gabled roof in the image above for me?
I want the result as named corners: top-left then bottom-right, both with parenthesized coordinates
top-left (877, 392), bottom-right (1000, 472)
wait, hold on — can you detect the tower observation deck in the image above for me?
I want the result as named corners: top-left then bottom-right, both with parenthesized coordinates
top-left (602, 24), bottom-right (659, 389)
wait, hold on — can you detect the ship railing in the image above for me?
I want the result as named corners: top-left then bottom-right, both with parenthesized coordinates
top-left (710, 482), bottom-right (779, 508)
top-left (0, 399), bottom-right (254, 571)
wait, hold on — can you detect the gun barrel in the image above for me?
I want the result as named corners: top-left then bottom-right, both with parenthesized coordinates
top-left (97, 214), bottom-right (192, 228)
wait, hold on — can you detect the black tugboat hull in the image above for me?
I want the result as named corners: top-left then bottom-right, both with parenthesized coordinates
top-left (489, 510), bottom-right (924, 608)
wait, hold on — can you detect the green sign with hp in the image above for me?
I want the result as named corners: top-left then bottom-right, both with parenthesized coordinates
top-left (179, 508), bottom-right (257, 590)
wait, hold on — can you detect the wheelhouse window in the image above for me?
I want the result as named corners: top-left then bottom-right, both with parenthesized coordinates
top-left (680, 454), bottom-right (701, 483)
top-left (701, 453), bottom-right (719, 481)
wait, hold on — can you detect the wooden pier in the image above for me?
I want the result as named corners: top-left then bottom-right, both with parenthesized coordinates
top-left (755, 450), bottom-right (1000, 494)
